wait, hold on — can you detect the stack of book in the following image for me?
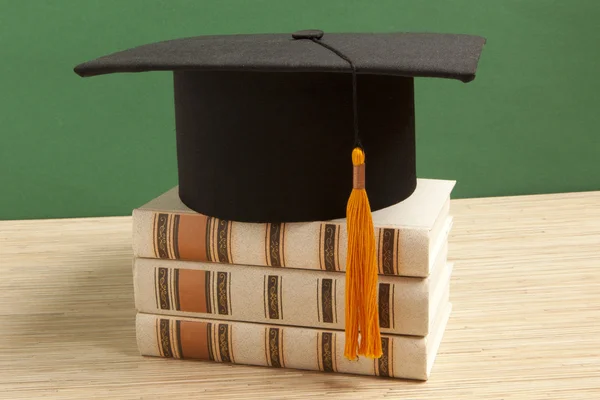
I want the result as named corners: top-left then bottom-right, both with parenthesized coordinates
top-left (132, 178), bottom-right (455, 380)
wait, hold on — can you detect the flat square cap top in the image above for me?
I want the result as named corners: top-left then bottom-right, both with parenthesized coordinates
top-left (74, 31), bottom-right (486, 82)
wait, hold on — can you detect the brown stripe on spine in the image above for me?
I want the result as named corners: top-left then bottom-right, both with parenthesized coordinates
top-left (333, 280), bottom-right (338, 323)
top-left (263, 276), bottom-right (268, 319)
top-left (155, 318), bottom-right (161, 356)
top-left (316, 279), bottom-right (321, 322)
top-left (177, 269), bottom-right (208, 313)
top-left (321, 224), bottom-right (338, 271)
top-left (205, 271), bottom-right (212, 314)
top-left (392, 284), bottom-right (396, 329)
top-left (264, 328), bottom-right (270, 365)
top-left (279, 328), bottom-right (286, 367)
top-left (157, 268), bottom-right (170, 310)
top-left (389, 337), bottom-right (394, 377)
top-left (173, 268), bottom-right (181, 311)
top-left (228, 323), bottom-right (235, 363)
top-left (268, 328), bottom-right (283, 368)
top-left (211, 219), bottom-right (217, 263)
top-left (333, 333), bottom-right (338, 371)
top-left (267, 276), bottom-right (280, 320)
top-left (228, 270), bottom-right (233, 315)
top-left (210, 218), bottom-right (219, 263)
top-left (159, 319), bottom-right (173, 358)
top-left (154, 268), bottom-right (160, 310)
top-left (155, 213), bottom-right (170, 259)
top-left (274, 222), bottom-right (284, 267)
top-left (206, 217), bottom-right (214, 262)
top-left (152, 214), bottom-right (158, 258)
top-left (166, 214), bottom-right (173, 259)
top-left (380, 228), bottom-right (396, 275)
top-left (335, 224), bottom-right (341, 271)
top-left (210, 323), bottom-right (219, 362)
top-left (216, 272), bottom-right (229, 315)
top-left (316, 332), bottom-right (321, 370)
top-left (279, 277), bottom-right (284, 319)
top-left (378, 283), bottom-right (391, 329)
top-left (174, 320), bottom-right (183, 359)
top-left (168, 318), bottom-right (179, 359)
top-left (320, 332), bottom-right (335, 372)
top-left (172, 215), bottom-right (181, 259)
top-left (166, 214), bottom-right (174, 259)
top-left (175, 214), bottom-right (209, 261)
top-left (377, 228), bottom-right (383, 274)
top-left (318, 225), bottom-right (325, 270)
top-left (264, 225), bottom-right (269, 266)
top-left (216, 219), bottom-right (231, 263)
top-left (169, 264), bottom-right (176, 310)
top-left (218, 324), bottom-right (232, 362)
top-left (227, 221), bottom-right (233, 263)
top-left (280, 223), bottom-right (286, 267)
top-left (178, 320), bottom-right (210, 360)
top-left (394, 228), bottom-right (400, 275)
top-left (207, 322), bottom-right (214, 361)
top-left (211, 272), bottom-right (218, 317)
top-left (266, 223), bottom-right (284, 267)
top-left (376, 337), bottom-right (391, 377)
top-left (321, 279), bottom-right (334, 323)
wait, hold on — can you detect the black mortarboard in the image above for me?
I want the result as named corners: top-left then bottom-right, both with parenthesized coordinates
top-left (74, 30), bottom-right (485, 360)
top-left (74, 30), bottom-right (485, 224)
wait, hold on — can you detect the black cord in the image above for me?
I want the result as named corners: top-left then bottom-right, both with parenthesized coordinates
top-left (310, 38), bottom-right (362, 149)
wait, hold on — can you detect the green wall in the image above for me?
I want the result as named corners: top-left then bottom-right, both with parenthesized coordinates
top-left (1, 0), bottom-right (599, 220)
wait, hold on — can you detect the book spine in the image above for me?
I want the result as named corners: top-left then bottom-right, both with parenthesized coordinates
top-left (132, 209), bottom-right (442, 277)
top-left (135, 312), bottom-right (430, 380)
top-left (134, 254), bottom-right (450, 337)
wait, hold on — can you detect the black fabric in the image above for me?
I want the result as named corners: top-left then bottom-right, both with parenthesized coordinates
top-left (301, 35), bottom-right (362, 147)
top-left (74, 32), bottom-right (485, 82)
top-left (174, 71), bottom-right (416, 223)
top-left (74, 30), bottom-right (485, 222)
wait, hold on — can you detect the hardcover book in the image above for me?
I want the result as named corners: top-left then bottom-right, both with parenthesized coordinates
top-left (136, 298), bottom-right (452, 381)
top-left (133, 242), bottom-right (450, 336)
top-left (133, 178), bottom-right (455, 277)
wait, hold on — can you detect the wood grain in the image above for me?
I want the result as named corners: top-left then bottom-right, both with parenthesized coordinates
top-left (1, 191), bottom-right (599, 399)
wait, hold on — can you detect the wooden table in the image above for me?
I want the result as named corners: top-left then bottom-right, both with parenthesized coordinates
top-left (1, 192), bottom-right (599, 399)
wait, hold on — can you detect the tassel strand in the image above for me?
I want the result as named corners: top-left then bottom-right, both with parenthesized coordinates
top-left (344, 147), bottom-right (382, 360)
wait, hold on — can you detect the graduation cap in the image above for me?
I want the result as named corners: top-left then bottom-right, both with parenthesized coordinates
top-left (74, 30), bottom-right (485, 360)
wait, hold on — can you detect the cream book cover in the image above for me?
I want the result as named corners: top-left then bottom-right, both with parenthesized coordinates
top-left (133, 178), bottom-right (455, 277)
top-left (136, 291), bottom-right (452, 381)
top-left (134, 239), bottom-right (450, 336)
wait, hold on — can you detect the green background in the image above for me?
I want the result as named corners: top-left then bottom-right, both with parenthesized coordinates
top-left (1, 0), bottom-right (598, 220)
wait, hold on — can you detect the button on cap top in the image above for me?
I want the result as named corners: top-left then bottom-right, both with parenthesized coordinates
top-left (292, 30), bottom-right (324, 40)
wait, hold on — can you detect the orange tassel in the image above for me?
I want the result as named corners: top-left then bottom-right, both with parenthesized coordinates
top-left (344, 147), bottom-right (382, 360)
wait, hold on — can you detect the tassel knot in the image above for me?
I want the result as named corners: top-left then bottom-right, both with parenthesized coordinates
top-left (352, 147), bottom-right (365, 165)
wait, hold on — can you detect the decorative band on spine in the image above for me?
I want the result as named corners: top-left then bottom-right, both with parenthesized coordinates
top-left (353, 164), bottom-right (365, 189)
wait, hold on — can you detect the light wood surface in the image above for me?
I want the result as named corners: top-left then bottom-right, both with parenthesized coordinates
top-left (1, 191), bottom-right (599, 399)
